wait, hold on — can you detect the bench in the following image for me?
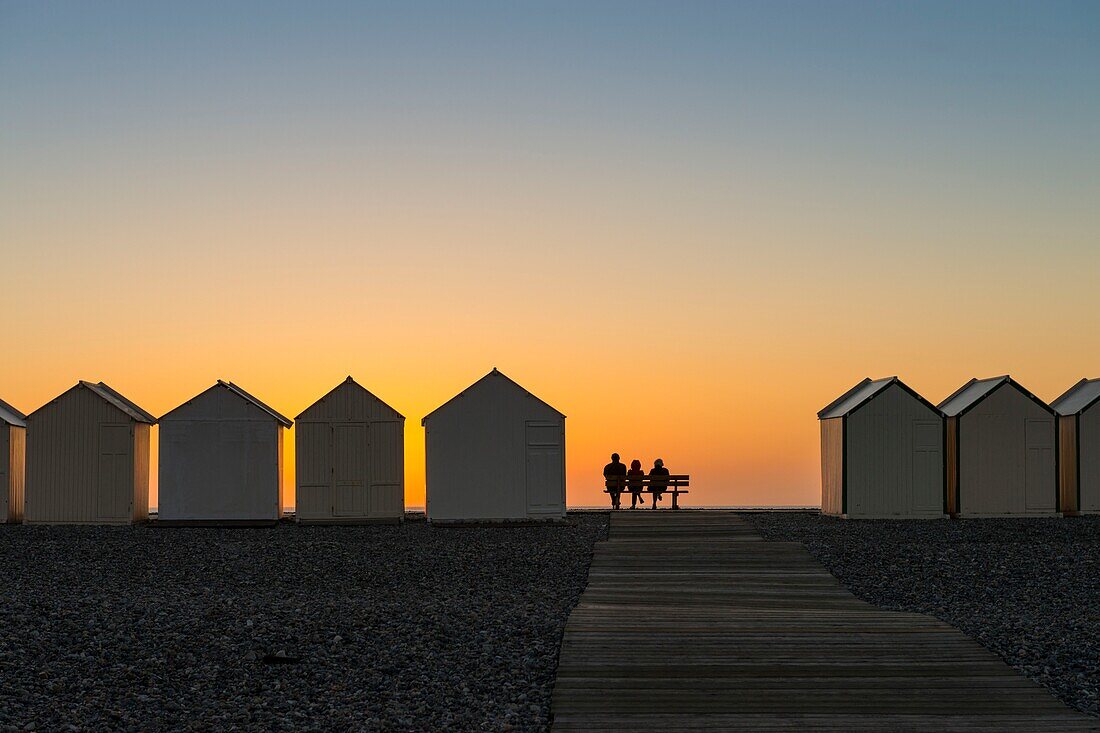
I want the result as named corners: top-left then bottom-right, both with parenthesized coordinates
top-left (603, 475), bottom-right (690, 510)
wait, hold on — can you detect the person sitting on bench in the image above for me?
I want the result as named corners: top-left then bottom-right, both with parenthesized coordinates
top-left (649, 458), bottom-right (670, 503)
top-left (627, 459), bottom-right (645, 508)
top-left (603, 453), bottom-right (627, 510)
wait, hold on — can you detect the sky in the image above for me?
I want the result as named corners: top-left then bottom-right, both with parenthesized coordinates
top-left (2, 1), bottom-right (1099, 509)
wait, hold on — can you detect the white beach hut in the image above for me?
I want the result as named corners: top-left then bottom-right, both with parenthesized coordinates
top-left (295, 377), bottom-right (405, 524)
top-left (158, 381), bottom-right (292, 524)
top-left (1051, 378), bottom-right (1100, 515)
top-left (0, 398), bottom-right (27, 523)
top-left (422, 368), bottom-right (565, 524)
top-left (818, 377), bottom-right (945, 519)
top-left (939, 376), bottom-right (1058, 517)
top-left (25, 382), bottom-right (155, 525)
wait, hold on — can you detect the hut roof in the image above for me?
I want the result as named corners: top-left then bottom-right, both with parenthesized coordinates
top-left (1051, 378), bottom-right (1100, 416)
top-left (26, 382), bottom-right (156, 424)
top-left (938, 376), bottom-right (1053, 417)
top-left (0, 397), bottom-right (27, 427)
top-left (158, 381), bottom-right (292, 426)
top-left (81, 382), bottom-right (157, 424)
top-left (218, 381), bottom-right (293, 427)
top-left (818, 376), bottom-right (940, 420)
top-left (294, 376), bottom-right (404, 421)
top-left (938, 377), bottom-right (1006, 416)
top-left (818, 377), bottom-right (894, 419)
top-left (421, 368), bottom-right (565, 427)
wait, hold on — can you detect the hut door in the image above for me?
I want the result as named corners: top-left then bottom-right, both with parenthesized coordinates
top-left (294, 423), bottom-right (331, 520)
top-left (911, 421), bottom-right (943, 514)
top-left (333, 424), bottom-right (367, 516)
top-left (525, 422), bottom-right (563, 514)
top-left (96, 424), bottom-right (131, 520)
top-left (1024, 419), bottom-right (1055, 512)
top-left (368, 420), bottom-right (402, 516)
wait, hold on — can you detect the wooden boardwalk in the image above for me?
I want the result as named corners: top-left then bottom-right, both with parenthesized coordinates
top-left (551, 511), bottom-right (1097, 732)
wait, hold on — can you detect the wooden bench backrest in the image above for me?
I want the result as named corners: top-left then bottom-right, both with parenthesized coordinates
top-left (605, 475), bottom-right (690, 487)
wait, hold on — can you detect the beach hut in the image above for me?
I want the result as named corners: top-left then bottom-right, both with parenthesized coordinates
top-left (295, 377), bottom-right (405, 524)
top-left (422, 368), bottom-right (565, 523)
top-left (818, 377), bottom-right (945, 518)
top-left (1051, 378), bottom-right (1100, 515)
top-left (158, 381), bottom-right (292, 524)
top-left (0, 398), bottom-right (26, 523)
top-left (939, 376), bottom-right (1058, 517)
top-left (25, 382), bottom-right (155, 525)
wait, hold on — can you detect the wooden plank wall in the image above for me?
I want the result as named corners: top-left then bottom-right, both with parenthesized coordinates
top-left (550, 511), bottom-right (1093, 732)
top-left (296, 378), bottom-right (406, 522)
top-left (25, 385), bottom-right (137, 525)
top-left (1059, 416), bottom-right (1078, 515)
top-left (946, 417), bottom-right (958, 515)
top-left (0, 425), bottom-right (9, 522)
top-left (10, 426), bottom-right (24, 522)
top-left (1081, 407), bottom-right (1100, 513)
top-left (819, 419), bottom-right (843, 515)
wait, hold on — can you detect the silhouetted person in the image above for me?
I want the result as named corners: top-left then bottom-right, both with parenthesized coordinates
top-left (627, 459), bottom-right (645, 508)
top-left (603, 453), bottom-right (627, 510)
top-left (649, 458), bottom-right (670, 505)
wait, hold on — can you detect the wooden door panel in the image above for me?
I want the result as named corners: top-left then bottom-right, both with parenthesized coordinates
top-left (911, 420), bottom-right (943, 514)
top-left (333, 424), bottom-right (367, 516)
top-left (1025, 418), bottom-right (1055, 512)
top-left (525, 422), bottom-right (562, 514)
top-left (97, 424), bottom-right (130, 520)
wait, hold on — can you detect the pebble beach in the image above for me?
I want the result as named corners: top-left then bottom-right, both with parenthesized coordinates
top-left (0, 513), bottom-right (608, 733)
top-left (4, 510), bottom-right (1097, 729)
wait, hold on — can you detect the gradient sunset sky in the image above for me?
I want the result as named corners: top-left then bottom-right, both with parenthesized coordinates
top-left (2, 1), bottom-right (1098, 509)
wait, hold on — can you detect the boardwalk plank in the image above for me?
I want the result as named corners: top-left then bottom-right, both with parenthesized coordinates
top-left (550, 511), bottom-right (1097, 732)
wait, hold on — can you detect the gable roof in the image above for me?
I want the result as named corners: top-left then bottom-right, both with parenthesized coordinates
top-left (1051, 378), bottom-right (1100, 416)
top-left (938, 376), bottom-right (1054, 417)
top-left (158, 381), bottom-right (292, 426)
top-left (818, 377), bottom-right (941, 420)
top-left (218, 381), bottom-right (292, 427)
top-left (938, 377), bottom-right (1006, 417)
top-left (295, 376), bottom-right (404, 420)
top-left (818, 377), bottom-right (892, 419)
top-left (421, 368), bottom-right (565, 426)
top-left (79, 381), bottom-right (157, 424)
top-left (27, 382), bottom-right (155, 424)
top-left (0, 397), bottom-right (27, 428)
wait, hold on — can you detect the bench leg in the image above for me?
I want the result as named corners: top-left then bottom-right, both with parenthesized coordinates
top-left (672, 492), bottom-right (679, 510)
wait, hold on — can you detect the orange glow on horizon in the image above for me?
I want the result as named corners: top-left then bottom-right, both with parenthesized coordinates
top-left (5, 329), bottom-right (1099, 512)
